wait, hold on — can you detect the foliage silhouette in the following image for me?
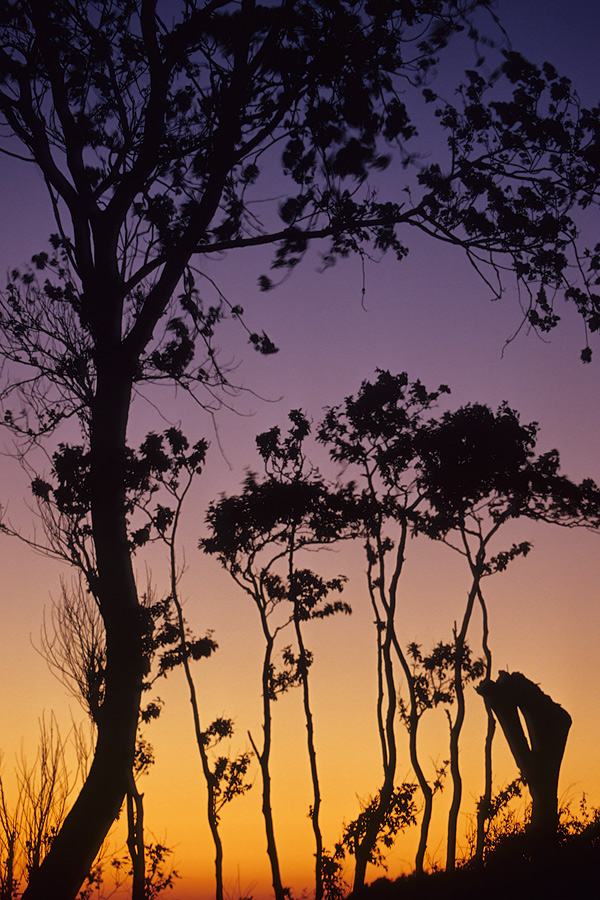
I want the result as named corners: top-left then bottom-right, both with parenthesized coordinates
top-left (338, 784), bottom-right (418, 871)
top-left (318, 370), bottom-right (451, 888)
top-left (202, 411), bottom-right (355, 900)
top-left (414, 400), bottom-right (600, 870)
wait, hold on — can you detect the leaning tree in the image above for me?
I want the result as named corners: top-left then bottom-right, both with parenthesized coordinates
top-left (1, 2), bottom-right (600, 896)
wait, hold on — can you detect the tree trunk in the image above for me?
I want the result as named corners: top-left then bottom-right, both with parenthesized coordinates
top-left (294, 614), bottom-right (323, 900)
top-left (475, 586), bottom-right (495, 863)
top-left (391, 633), bottom-right (432, 877)
top-left (23, 362), bottom-right (143, 900)
top-left (127, 775), bottom-right (146, 900)
top-left (477, 671), bottom-right (572, 843)
top-left (411, 715), bottom-right (433, 877)
top-left (446, 549), bottom-right (484, 872)
top-left (250, 628), bottom-right (285, 900)
top-left (352, 627), bottom-right (396, 892)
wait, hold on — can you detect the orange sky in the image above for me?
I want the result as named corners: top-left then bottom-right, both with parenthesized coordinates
top-left (1, 2), bottom-right (600, 898)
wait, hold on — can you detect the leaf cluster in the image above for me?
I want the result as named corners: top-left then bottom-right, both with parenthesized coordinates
top-left (338, 784), bottom-right (418, 868)
top-left (400, 640), bottom-right (484, 724)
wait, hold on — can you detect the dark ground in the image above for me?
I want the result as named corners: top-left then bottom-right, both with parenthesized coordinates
top-left (351, 825), bottom-right (600, 900)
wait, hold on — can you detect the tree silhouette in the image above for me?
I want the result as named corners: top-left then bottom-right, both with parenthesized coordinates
top-left (256, 411), bottom-right (354, 900)
top-left (477, 671), bottom-right (572, 849)
top-left (141, 429), bottom-right (252, 900)
top-left (318, 370), bottom-right (449, 888)
top-left (202, 412), bottom-right (354, 900)
top-left (415, 402), bottom-right (600, 869)
top-left (398, 639), bottom-right (480, 871)
top-left (1, 3), bottom-right (600, 895)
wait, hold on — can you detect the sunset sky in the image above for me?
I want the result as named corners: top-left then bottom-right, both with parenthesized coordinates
top-left (1, 2), bottom-right (600, 898)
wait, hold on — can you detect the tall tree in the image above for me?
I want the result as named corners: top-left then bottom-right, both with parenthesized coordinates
top-left (1, 3), bottom-right (599, 896)
top-left (201, 414), bottom-right (354, 900)
top-left (318, 370), bottom-right (449, 889)
top-left (416, 402), bottom-right (600, 869)
top-left (143, 428), bottom-right (253, 900)
top-left (255, 411), bottom-right (353, 900)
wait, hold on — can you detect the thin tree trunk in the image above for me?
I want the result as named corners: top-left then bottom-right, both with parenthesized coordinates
top-left (475, 585), bottom-right (495, 864)
top-left (446, 562), bottom-right (483, 871)
top-left (171, 614), bottom-right (224, 900)
top-left (23, 363), bottom-right (143, 900)
top-left (391, 634), bottom-right (432, 876)
top-left (353, 527), bottom-right (406, 892)
top-left (410, 712), bottom-right (433, 875)
top-left (248, 627), bottom-right (285, 900)
top-left (169, 483), bottom-right (224, 900)
top-left (353, 606), bottom-right (397, 891)
top-left (293, 614), bottom-right (323, 900)
top-left (287, 529), bottom-right (324, 900)
top-left (126, 773), bottom-right (146, 900)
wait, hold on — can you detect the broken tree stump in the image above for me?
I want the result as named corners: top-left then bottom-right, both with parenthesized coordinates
top-left (477, 671), bottom-right (572, 841)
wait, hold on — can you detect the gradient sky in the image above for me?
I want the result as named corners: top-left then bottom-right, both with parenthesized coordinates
top-left (1, 2), bottom-right (600, 898)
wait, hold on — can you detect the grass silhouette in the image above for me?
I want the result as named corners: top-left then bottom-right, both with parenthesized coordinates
top-left (350, 814), bottom-right (600, 899)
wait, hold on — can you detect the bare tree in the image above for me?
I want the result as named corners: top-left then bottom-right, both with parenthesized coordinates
top-left (0, 716), bottom-right (90, 897)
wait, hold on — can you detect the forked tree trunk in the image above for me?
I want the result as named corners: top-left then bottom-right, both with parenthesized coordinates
top-left (127, 775), bottom-right (146, 900)
top-left (477, 671), bottom-right (572, 842)
top-left (23, 363), bottom-right (143, 900)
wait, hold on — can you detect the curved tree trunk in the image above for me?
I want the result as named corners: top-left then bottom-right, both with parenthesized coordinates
top-left (23, 362), bottom-right (143, 900)
top-left (353, 526), bottom-right (406, 892)
top-left (127, 774), bottom-right (146, 900)
top-left (411, 715), bottom-right (433, 876)
top-left (391, 633), bottom-right (432, 876)
top-left (249, 627), bottom-right (285, 900)
top-left (294, 615), bottom-right (324, 900)
top-left (475, 586), bottom-right (495, 863)
top-left (446, 556), bottom-right (484, 872)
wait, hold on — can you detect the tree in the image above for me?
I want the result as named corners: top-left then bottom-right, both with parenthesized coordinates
top-left (256, 411), bottom-right (354, 900)
top-left (144, 428), bottom-right (252, 900)
top-left (416, 401), bottom-right (600, 869)
top-left (318, 370), bottom-right (449, 888)
top-left (201, 412), bottom-right (354, 900)
top-left (398, 639), bottom-right (476, 871)
top-left (1, 3), bottom-right (600, 896)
